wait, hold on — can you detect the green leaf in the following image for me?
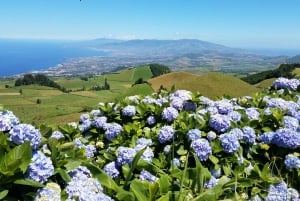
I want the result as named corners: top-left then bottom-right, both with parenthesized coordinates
top-left (209, 155), bottom-right (219, 165)
top-left (176, 145), bottom-right (187, 155)
top-left (0, 188), bottom-right (8, 200)
top-left (193, 184), bottom-right (223, 201)
top-left (158, 174), bottom-right (170, 195)
top-left (0, 141), bottom-right (31, 175)
top-left (149, 182), bottom-right (159, 201)
top-left (14, 179), bottom-right (45, 187)
top-left (55, 168), bottom-right (71, 183)
top-left (130, 179), bottom-right (148, 201)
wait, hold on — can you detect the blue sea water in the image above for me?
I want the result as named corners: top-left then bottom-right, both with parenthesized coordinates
top-left (0, 39), bottom-right (105, 77)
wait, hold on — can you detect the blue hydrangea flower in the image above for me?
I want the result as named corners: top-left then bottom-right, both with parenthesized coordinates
top-left (139, 147), bottom-right (154, 163)
top-left (170, 97), bottom-right (185, 110)
top-left (266, 181), bottom-right (300, 201)
top-left (187, 129), bottom-right (201, 141)
top-left (139, 170), bottom-right (158, 183)
top-left (209, 114), bottom-right (231, 133)
top-left (9, 124), bottom-right (41, 150)
top-left (207, 131), bottom-right (217, 141)
top-left (199, 96), bottom-right (214, 107)
top-left (85, 144), bottom-right (96, 158)
top-left (122, 105), bottom-right (136, 117)
top-left (34, 182), bottom-right (61, 201)
top-left (126, 95), bottom-right (140, 104)
top-left (260, 131), bottom-right (275, 144)
top-left (95, 116), bottom-right (108, 129)
top-left (214, 99), bottom-right (233, 114)
top-left (204, 176), bottom-right (218, 189)
top-left (242, 126), bottom-right (256, 144)
top-left (210, 168), bottom-right (221, 178)
top-left (78, 119), bottom-right (92, 132)
top-left (66, 166), bottom-right (113, 201)
top-left (90, 109), bottom-right (101, 117)
top-left (219, 133), bottom-right (240, 153)
top-left (173, 158), bottom-right (180, 167)
top-left (228, 111), bottom-right (241, 122)
top-left (183, 101), bottom-right (197, 111)
top-left (283, 116), bottom-right (299, 131)
top-left (116, 147), bottom-right (136, 166)
top-left (170, 90), bottom-right (192, 101)
top-left (272, 128), bottom-right (300, 149)
top-left (79, 113), bottom-right (90, 123)
top-left (50, 130), bottom-right (64, 140)
top-left (191, 138), bottom-right (212, 161)
top-left (228, 128), bottom-right (243, 140)
top-left (147, 116), bottom-right (156, 126)
top-left (0, 115), bottom-right (12, 132)
top-left (105, 123), bottom-right (123, 141)
top-left (26, 151), bottom-right (54, 183)
top-left (245, 107), bottom-right (260, 120)
top-left (161, 107), bottom-right (179, 122)
top-left (0, 110), bottom-right (19, 131)
top-left (272, 77), bottom-right (300, 91)
top-left (104, 161), bottom-right (120, 178)
top-left (136, 137), bottom-right (152, 147)
top-left (284, 154), bottom-right (300, 170)
top-left (158, 125), bottom-right (175, 143)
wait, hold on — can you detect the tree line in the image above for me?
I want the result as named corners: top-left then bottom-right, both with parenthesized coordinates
top-left (241, 64), bottom-right (300, 84)
top-left (149, 63), bottom-right (171, 77)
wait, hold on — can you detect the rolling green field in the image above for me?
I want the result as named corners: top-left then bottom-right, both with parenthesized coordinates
top-left (0, 66), bottom-right (154, 126)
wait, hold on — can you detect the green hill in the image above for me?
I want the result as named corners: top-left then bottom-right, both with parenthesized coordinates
top-left (148, 72), bottom-right (259, 98)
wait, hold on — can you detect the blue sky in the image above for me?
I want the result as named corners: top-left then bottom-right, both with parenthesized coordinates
top-left (1, 0), bottom-right (300, 49)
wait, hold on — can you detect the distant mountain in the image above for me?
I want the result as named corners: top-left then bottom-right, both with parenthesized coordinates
top-left (286, 55), bottom-right (300, 64)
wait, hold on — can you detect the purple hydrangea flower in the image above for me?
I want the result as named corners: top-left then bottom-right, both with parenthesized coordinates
top-left (260, 131), bottom-right (275, 144)
top-left (183, 101), bottom-right (197, 111)
top-left (209, 114), bottom-right (231, 133)
top-left (228, 128), bottom-right (244, 140)
top-left (104, 161), bottom-right (120, 178)
top-left (187, 129), bottom-right (201, 141)
top-left (283, 116), bottom-right (299, 131)
top-left (50, 130), bottom-right (64, 140)
top-left (0, 116), bottom-right (12, 132)
top-left (191, 138), bottom-right (212, 161)
top-left (284, 154), bottom-right (300, 170)
top-left (204, 176), bottom-right (218, 189)
top-left (122, 105), bottom-right (136, 117)
top-left (139, 147), bottom-right (154, 163)
top-left (26, 151), bottom-right (54, 183)
top-left (170, 97), bottom-right (185, 110)
top-left (85, 144), bottom-right (96, 158)
top-left (242, 126), bottom-right (256, 144)
top-left (147, 116), bottom-right (156, 126)
top-left (79, 113), bottom-right (90, 123)
top-left (161, 107), bottom-right (179, 122)
top-left (95, 116), bottom-right (108, 129)
top-left (139, 170), bottom-right (158, 183)
top-left (228, 111), bottom-right (241, 122)
top-left (78, 119), bottom-right (92, 132)
top-left (34, 182), bottom-right (61, 201)
top-left (272, 77), bottom-right (300, 91)
top-left (116, 147), bottom-right (136, 166)
top-left (158, 125), bottom-right (175, 143)
top-left (246, 107), bottom-right (260, 120)
top-left (272, 128), bottom-right (300, 149)
top-left (9, 124), bottom-right (41, 150)
top-left (219, 133), bottom-right (240, 153)
top-left (105, 123), bottom-right (123, 141)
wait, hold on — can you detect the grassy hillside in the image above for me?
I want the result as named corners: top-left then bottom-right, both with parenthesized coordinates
top-left (148, 72), bottom-right (259, 98)
top-left (0, 66), bottom-right (154, 126)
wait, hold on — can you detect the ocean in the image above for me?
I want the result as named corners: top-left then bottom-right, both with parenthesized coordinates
top-left (0, 39), bottom-right (106, 77)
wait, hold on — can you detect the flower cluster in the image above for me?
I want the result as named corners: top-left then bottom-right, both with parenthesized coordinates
top-left (191, 138), bottom-right (212, 161)
top-left (95, 116), bottom-right (108, 129)
top-left (50, 130), bottom-right (64, 140)
top-left (204, 176), bottom-right (218, 189)
top-left (116, 146), bottom-right (137, 166)
top-left (105, 123), bottom-right (123, 141)
top-left (272, 128), bottom-right (300, 149)
top-left (158, 125), bottom-right (175, 143)
top-left (26, 151), bottom-right (54, 183)
top-left (74, 138), bottom-right (96, 158)
top-left (34, 182), bottom-right (61, 201)
top-left (9, 124), bottom-right (41, 150)
top-left (66, 166), bottom-right (113, 201)
top-left (122, 105), bottom-right (136, 117)
top-left (272, 77), bottom-right (300, 91)
top-left (187, 129), bottom-right (201, 141)
top-left (104, 161), bottom-right (120, 178)
top-left (209, 114), bottom-right (231, 133)
top-left (219, 133), bottom-right (240, 153)
top-left (161, 107), bottom-right (179, 122)
top-left (266, 181), bottom-right (299, 201)
top-left (139, 170), bottom-right (158, 183)
top-left (0, 110), bottom-right (19, 132)
top-left (284, 154), bottom-right (300, 170)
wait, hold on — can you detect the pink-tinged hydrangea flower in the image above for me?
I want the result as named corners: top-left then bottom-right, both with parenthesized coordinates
top-left (272, 128), bottom-right (300, 149)
top-left (104, 161), bottom-right (120, 178)
top-left (26, 151), bottom-right (54, 183)
top-left (105, 123), bottom-right (123, 141)
top-left (116, 147), bottom-right (136, 166)
top-left (161, 107), bottom-right (179, 122)
top-left (158, 125), bottom-right (175, 143)
top-left (9, 124), bottom-right (41, 150)
top-left (139, 170), bottom-right (158, 183)
top-left (122, 105), bottom-right (136, 117)
top-left (219, 133), bottom-right (240, 153)
top-left (191, 138), bottom-right (212, 161)
top-left (284, 154), bottom-right (300, 170)
top-left (209, 114), bottom-right (231, 133)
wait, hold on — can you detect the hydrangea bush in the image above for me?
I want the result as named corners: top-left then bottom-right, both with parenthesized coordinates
top-left (1, 77), bottom-right (300, 200)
